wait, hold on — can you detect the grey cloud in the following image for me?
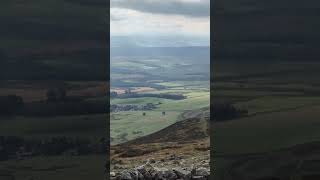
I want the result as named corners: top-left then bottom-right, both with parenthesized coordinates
top-left (110, 14), bottom-right (125, 21)
top-left (111, 0), bottom-right (210, 17)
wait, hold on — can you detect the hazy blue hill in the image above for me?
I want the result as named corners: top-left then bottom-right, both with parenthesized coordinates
top-left (111, 35), bottom-right (209, 48)
top-left (111, 46), bottom-right (210, 61)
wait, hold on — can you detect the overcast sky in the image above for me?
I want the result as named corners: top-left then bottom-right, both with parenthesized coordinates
top-left (110, 0), bottom-right (210, 46)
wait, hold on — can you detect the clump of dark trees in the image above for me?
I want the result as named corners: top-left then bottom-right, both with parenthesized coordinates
top-left (0, 136), bottom-right (108, 161)
top-left (212, 103), bottom-right (248, 121)
top-left (0, 88), bottom-right (107, 117)
top-left (110, 103), bottom-right (156, 112)
top-left (111, 91), bottom-right (186, 100)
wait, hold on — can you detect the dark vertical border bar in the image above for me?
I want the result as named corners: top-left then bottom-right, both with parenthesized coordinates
top-left (0, 0), bottom-right (109, 179)
top-left (106, 0), bottom-right (111, 178)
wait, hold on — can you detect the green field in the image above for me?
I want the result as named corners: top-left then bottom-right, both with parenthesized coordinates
top-left (110, 53), bottom-right (210, 145)
top-left (110, 80), bottom-right (210, 144)
top-left (111, 111), bottom-right (181, 144)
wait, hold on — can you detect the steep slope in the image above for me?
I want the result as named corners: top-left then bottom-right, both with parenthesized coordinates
top-left (110, 109), bottom-right (210, 174)
top-left (122, 116), bottom-right (209, 145)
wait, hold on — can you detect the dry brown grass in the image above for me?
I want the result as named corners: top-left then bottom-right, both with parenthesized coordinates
top-left (110, 139), bottom-right (210, 171)
top-left (131, 87), bottom-right (157, 94)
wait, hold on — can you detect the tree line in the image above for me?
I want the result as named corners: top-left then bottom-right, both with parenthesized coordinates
top-left (0, 136), bottom-right (108, 161)
top-left (113, 92), bottom-right (186, 100)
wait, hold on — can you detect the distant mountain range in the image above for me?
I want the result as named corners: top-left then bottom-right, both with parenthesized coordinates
top-left (111, 35), bottom-right (210, 48)
top-left (111, 45), bottom-right (210, 59)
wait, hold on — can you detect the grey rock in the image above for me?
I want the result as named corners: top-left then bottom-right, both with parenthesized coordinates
top-left (129, 170), bottom-right (138, 179)
top-left (110, 172), bottom-right (116, 177)
top-left (143, 171), bottom-right (152, 180)
top-left (152, 167), bottom-right (177, 180)
top-left (120, 170), bottom-right (132, 180)
top-left (195, 167), bottom-right (209, 177)
top-left (149, 167), bottom-right (159, 178)
top-left (135, 165), bottom-right (153, 180)
top-left (117, 163), bottom-right (209, 180)
top-left (167, 170), bottom-right (178, 180)
top-left (173, 167), bottom-right (191, 180)
top-left (128, 169), bottom-right (144, 180)
top-left (137, 170), bottom-right (144, 179)
top-left (191, 176), bottom-right (206, 180)
top-left (135, 165), bottom-right (147, 174)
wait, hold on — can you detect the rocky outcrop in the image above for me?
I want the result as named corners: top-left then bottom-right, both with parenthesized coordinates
top-left (110, 163), bottom-right (210, 180)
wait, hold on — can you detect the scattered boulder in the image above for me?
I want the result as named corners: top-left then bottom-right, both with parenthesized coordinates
top-left (110, 172), bottom-right (116, 177)
top-left (167, 170), bottom-right (178, 180)
top-left (115, 164), bottom-right (210, 180)
top-left (119, 170), bottom-right (132, 180)
top-left (136, 164), bottom-right (153, 179)
top-left (194, 167), bottom-right (210, 177)
top-left (152, 168), bottom-right (178, 180)
top-left (191, 175), bottom-right (207, 180)
top-left (173, 167), bottom-right (192, 179)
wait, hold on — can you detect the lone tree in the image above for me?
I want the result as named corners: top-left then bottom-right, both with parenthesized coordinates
top-left (162, 111), bottom-right (166, 116)
top-left (142, 112), bottom-right (146, 116)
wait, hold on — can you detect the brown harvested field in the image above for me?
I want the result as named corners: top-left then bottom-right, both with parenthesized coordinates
top-left (111, 88), bottom-right (126, 95)
top-left (131, 87), bottom-right (157, 93)
top-left (111, 87), bottom-right (156, 95)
